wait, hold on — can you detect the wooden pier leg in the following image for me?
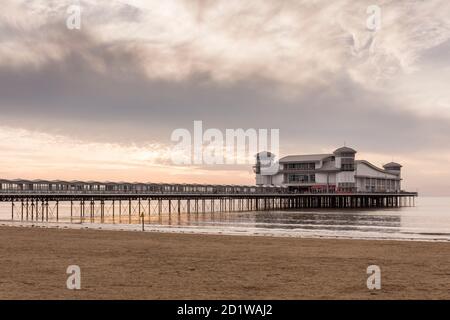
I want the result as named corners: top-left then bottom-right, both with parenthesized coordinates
top-left (11, 200), bottom-right (14, 221)
top-left (112, 200), bottom-right (115, 224)
top-left (168, 200), bottom-right (172, 225)
top-left (56, 200), bottom-right (59, 222)
top-left (158, 199), bottom-right (162, 217)
top-left (21, 200), bottom-right (24, 221)
top-left (119, 199), bottom-right (122, 223)
top-left (138, 198), bottom-right (141, 222)
top-left (35, 200), bottom-right (38, 221)
top-left (101, 200), bottom-right (105, 223)
top-left (148, 199), bottom-right (151, 223)
top-left (178, 199), bottom-right (182, 225)
top-left (70, 200), bottom-right (73, 222)
top-left (128, 198), bottom-right (132, 224)
top-left (46, 200), bottom-right (49, 222)
top-left (90, 200), bottom-right (94, 223)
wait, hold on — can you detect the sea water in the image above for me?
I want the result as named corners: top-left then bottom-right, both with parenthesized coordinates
top-left (1, 197), bottom-right (449, 241)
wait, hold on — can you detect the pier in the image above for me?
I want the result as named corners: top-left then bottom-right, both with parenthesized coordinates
top-left (0, 179), bottom-right (417, 224)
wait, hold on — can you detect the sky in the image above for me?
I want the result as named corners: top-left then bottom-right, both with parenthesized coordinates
top-left (0, 0), bottom-right (449, 195)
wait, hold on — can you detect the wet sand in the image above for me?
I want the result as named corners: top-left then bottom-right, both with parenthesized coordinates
top-left (0, 226), bottom-right (449, 300)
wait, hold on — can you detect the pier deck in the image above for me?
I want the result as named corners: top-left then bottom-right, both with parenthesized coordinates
top-left (0, 179), bottom-right (417, 223)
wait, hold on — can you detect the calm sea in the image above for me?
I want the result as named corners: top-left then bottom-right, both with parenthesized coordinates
top-left (1, 197), bottom-right (449, 241)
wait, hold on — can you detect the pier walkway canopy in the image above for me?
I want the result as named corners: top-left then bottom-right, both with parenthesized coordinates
top-left (0, 179), bottom-right (288, 195)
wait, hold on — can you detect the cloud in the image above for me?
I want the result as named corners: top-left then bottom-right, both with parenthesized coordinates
top-left (0, 0), bottom-right (449, 194)
top-left (3, 0), bottom-right (450, 87)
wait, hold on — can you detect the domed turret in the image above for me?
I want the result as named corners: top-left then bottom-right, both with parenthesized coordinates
top-left (383, 162), bottom-right (402, 176)
top-left (383, 162), bottom-right (402, 169)
top-left (333, 146), bottom-right (357, 156)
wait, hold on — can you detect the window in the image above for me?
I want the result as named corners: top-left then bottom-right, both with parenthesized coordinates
top-left (338, 182), bottom-right (356, 192)
top-left (341, 158), bottom-right (355, 171)
top-left (288, 174), bottom-right (313, 183)
top-left (340, 152), bottom-right (355, 157)
top-left (286, 162), bottom-right (316, 170)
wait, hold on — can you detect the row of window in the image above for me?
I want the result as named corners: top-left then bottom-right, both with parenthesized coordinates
top-left (364, 178), bottom-right (399, 188)
top-left (338, 182), bottom-right (355, 188)
top-left (339, 153), bottom-right (355, 157)
top-left (0, 183), bottom-right (282, 194)
top-left (340, 158), bottom-right (355, 171)
top-left (286, 174), bottom-right (316, 183)
top-left (285, 163), bottom-right (316, 170)
top-left (341, 164), bottom-right (355, 171)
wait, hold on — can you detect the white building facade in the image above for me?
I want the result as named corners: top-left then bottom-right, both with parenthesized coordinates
top-left (254, 147), bottom-right (402, 193)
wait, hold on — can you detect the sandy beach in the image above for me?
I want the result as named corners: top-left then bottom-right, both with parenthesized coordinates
top-left (0, 226), bottom-right (449, 300)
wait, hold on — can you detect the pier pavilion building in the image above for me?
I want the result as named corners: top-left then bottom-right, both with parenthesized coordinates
top-left (254, 146), bottom-right (403, 193)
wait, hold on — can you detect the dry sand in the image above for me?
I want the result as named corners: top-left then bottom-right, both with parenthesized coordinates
top-left (0, 226), bottom-right (449, 300)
